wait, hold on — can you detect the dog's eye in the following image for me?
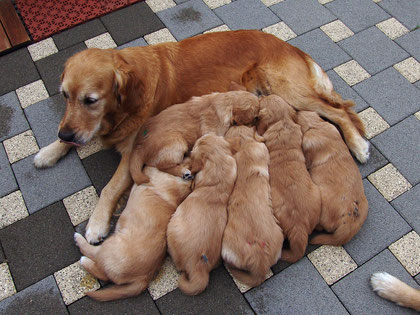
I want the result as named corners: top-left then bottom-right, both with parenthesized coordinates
top-left (84, 97), bottom-right (98, 105)
top-left (233, 120), bottom-right (238, 126)
top-left (62, 91), bottom-right (69, 99)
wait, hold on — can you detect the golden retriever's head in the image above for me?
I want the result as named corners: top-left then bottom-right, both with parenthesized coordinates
top-left (257, 95), bottom-right (296, 135)
top-left (227, 91), bottom-right (260, 127)
top-left (58, 48), bottom-right (143, 145)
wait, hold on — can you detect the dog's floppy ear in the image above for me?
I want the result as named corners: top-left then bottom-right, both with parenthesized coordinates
top-left (229, 81), bottom-right (247, 91)
top-left (226, 136), bottom-right (241, 155)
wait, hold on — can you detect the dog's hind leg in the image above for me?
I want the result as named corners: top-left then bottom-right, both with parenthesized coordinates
top-left (80, 256), bottom-right (109, 281)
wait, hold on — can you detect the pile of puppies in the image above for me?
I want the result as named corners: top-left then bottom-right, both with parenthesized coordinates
top-left (74, 89), bottom-right (368, 301)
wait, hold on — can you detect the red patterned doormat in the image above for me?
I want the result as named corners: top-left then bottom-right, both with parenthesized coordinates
top-left (15, 0), bottom-right (143, 42)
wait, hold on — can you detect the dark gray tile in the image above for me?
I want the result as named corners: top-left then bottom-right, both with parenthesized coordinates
top-left (371, 116), bottom-right (420, 185)
top-left (157, 0), bottom-right (222, 41)
top-left (0, 48), bottom-right (39, 96)
top-left (68, 290), bottom-right (159, 315)
top-left (416, 273), bottom-right (420, 286)
top-left (356, 144), bottom-right (388, 179)
top-left (344, 180), bottom-right (411, 265)
top-left (101, 2), bottom-right (164, 45)
top-left (156, 266), bottom-right (253, 315)
top-left (24, 94), bottom-right (65, 147)
top-left (214, 0), bottom-right (280, 31)
top-left (52, 19), bottom-right (107, 50)
top-left (0, 241), bottom-right (5, 263)
top-left (0, 276), bottom-right (67, 315)
top-left (245, 258), bottom-right (348, 314)
top-left (353, 68), bottom-right (420, 125)
top-left (0, 92), bottom-right (30, 142)
top-left (35, 43), bottom-right (87, 96)
top-left (271, 243), bottom-right (320, 274)
top-left (326, 70), bottom-right (369, 113)
top-left (392, 184), bottom-right (420, 235)
top-left (379, 0), bottom-right (420, 30)
top-left (0, 143), bottom-right (17, 198)
top-left (339, 26), bottom-right (409, 75)
top-left (0, 202), bottom-right (80, 291)
top-left (12, 151), bottom-right (91, 214)
top-left (325, 0), bottom-right (390, 33)
top-left (288, 28), bottom-right (351, 71)
top-left (82, 149), bottom-right (121, 194)
top-left (396, 29), bottom-right (420, 62)
top-left (271, 0), bottom-right (335, 35)
top-left (117, 37), bottom-right (148, 50)
top-left (332, 249), bottom-right (418, 315)
top-left (174, 0), bottom-right (190, 3)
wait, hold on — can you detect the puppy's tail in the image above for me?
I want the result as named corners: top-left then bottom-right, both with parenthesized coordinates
top-left (229, 265), bottom-right (266, 288)
top-left (281, 226), bottom-right (309, 263)
top-left (129, 148), bottom-right (149, 185)
top-left (178, 263), bottom-right (210, 296)
top-left (371, 272), bottom-right (420, 311)
top-left (86, 281), bottom-right (147, 302)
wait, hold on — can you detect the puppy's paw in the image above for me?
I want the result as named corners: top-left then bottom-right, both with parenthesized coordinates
top-left (182, 169), bottom-right (194, 181)
top-left (85, 223), bottom-right (109, 244)
top-left (352, 137), bottom-right (370, 164)
top-left (74, 232), bottom-right (83, 246)
top-left (33, 141), bottom-right (71, 168)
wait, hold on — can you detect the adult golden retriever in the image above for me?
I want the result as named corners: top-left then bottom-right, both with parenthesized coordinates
top-left (33, 30), bottom-right (368, 244)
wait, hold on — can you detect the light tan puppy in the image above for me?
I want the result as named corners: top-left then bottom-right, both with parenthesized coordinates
top-left (222, 126), bottom-right (284, 287)
top-left (167, 134), bottom-right (237, 295)
top-left (297, 111), bottom-right (368, 245)
top-left (129, 91), bottom-right (259, 185)
top-left (257, 95), bottom-right (321, 263)
top-left (74, 166), bottom-right (192, 301)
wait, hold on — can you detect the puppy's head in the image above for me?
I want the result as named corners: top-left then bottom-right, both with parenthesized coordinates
top-left (225, 125), bottom-right (262, 150)
top-left (257, 95), bottom-right (296, 135)
top-left (228, 91), bottom-right (260, 127)
top-left (296, 111), bottom-right (323, 133)
top-left (58, 48), bottom-right (143, 145)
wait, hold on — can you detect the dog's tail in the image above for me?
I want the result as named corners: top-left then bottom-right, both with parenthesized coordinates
top-left (129, 148), bottom-right (149, 185)
top-left (178, 262), bottom-right (210, 296)
top-left (371, 272), bottom-right (420, 311)
top-left (281, 226), bottom-right (309, 263)
top-left (229, 265), bottom-right (267, 288)
top-left (86, 281), bottom-right (147, 302)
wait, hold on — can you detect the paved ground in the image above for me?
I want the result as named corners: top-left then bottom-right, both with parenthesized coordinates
top-left (0, 0), bottom-right (419, 314)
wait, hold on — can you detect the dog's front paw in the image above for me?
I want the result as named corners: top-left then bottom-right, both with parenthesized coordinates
top-left (182, 169), bottom-right (194, 181)
top-left (85, 222), bottom-right (109, 244)
top-left (74, 232), bottom-right (84, 247)
top-left (33, 141), bottom-right (71, 168)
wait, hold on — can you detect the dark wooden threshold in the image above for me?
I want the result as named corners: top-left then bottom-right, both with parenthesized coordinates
top-left (0, 0), bottom-right (30, 53)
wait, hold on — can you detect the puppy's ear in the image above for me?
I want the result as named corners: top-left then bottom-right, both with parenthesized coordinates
top-left (60, 70), bottom-right (66, 82)
top-left (229, 81), bottom-right (247, 91)
top-left (253, 130), bottom-right (265, 143)
top-left (226, 136), bottom-right (241, 155)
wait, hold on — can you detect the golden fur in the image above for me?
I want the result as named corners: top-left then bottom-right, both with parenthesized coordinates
top-left (257, 95), bottom-right (321, 263)
top-left (297, 111), bottom-right (368, 245)
top-left (74, 166), bottom-right (191, 301)
top-left (129, 91), bottom-right (259, 185)
top-left (167, 134), bottom-right (237, 295)
top-left (33, 30), bottom-right (368, 244)
top-left (222, 126), bottom-right (284, 287)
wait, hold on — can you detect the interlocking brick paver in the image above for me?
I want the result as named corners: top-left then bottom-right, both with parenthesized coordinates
top-left (0, 92), bottom-right (30, 143)
top-left (27, 38), bottom-right (58, 61)
top-left (376, 17), bottom-right (410, 40)
top-left (391, 184), bottom-right (420, 235)
top-left (0, 144), bottom-right (18, 198)
top-left (356, 144), bottom-right (388, 179)
top-left (15, 80), bottom-right (49, 109)
top-left (320, 20), bottom-right (354, 42)
top-left (389, 231), bottom-right (420, 276)
top-left (263, 22), bottom-right (297, 41)
top-left (395, 29), bottom-right (420, 62)
top-left (76, 137), bottom-right (104, 159)
top-left (0, 263), bottom-right (16, 302)
top-left (393, 57), bottom-right (420, 83)
top-left (358, 107), bottom-right (390, 139)
top-left (148, 257), bottom-right (180, 300)
top-left (144, 28), bottom-right (177, 45)
top-left (117, 37), bottom-right (148, 49)
top-left (63, 186), bottom-right (99, 226)
top-left (84, 33), bottom-right (117, 49)
top-left (203, 0), bottom-right (231, 9)
top-left (334, 60), bottom-right (370, 86)
top-left (0, 191), bottom-right (28, 229)
top-left (146, 0), bottom-right (176, 13)
top-left (3, 130), bottom-right (39, 164)
top-left (378, 0), bottom-right (420, 30)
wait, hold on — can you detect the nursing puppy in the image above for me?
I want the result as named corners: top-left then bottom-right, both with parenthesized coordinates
top-left (74, 166), bottom-right (192, 301)
top-left (222, 126), bottom-right (284, 287)
top-left (167, 134), bottom-right (237, 295)
top-left (130, 91), bottom-right (258, 185)
top-left (257, 95), bottom-right (321, 263)
top-left (297, 111), bottom-right (368, 245)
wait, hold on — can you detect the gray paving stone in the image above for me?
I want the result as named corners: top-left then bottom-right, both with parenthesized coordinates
top-left (52, 19), bottom-right (107, 50)
top-left (326, 70), bottom-right (369, 113)
top-left (325, 0), bottom-right (390, 33)
top-left (214, 0), bottom-right (279, 31)
top-left (270, 0), bottom-right (335, 35)
top-left (288, 29), bottom-right (351, 71)
top-left (156, 266), bottom-right (254, 315)
top-left (271, 243), bottom-right (320, 274)
top-left (379, 0), bottom-right (420, 30)
top-left (356, 144), bottom-right (388, 179)
top-left (0, 144), bottom-right (17, 197)
top-left (12, 151), bottom-right (90, 214)
top-left (68, 290), bottom-right (160, 315)
top-left (332, 249), bottom-right (418, 315)
top-left (0, 92), bottom-right (30, 142)
top-left (0, 202), bottom-right (80, 291)
top-left (396, 29), bottom-right (420, 62)
top-left (371, 116), bottom-right (420, 185)
top-left (101, 2), bottom-right (164, 45)
top-left (117, 37), bottom-right (148, 50)
top-left (245, 257), bottom-right (348, 314)
top-left (339, 26), bottom-right (409, 75)
top-left (0, 48), bottom-right (40, 96)
top-left (35, 43), bottom-right (87, 96)
top-left (344, 180), bottom-right (411, 265)
top-left (416, 273), bottom-right (420, 286)
top-left (0, 276), bottom-right (67, 315)
top-left (392, 184), bottom-right (420, 235)
top-left (157, 0), bottom-right (222, 41)
top-left (353, 68), bottom-right (420, 125)
top-left (0, 241), bottom-right (5, 263)
top-left (24, 94), bottom-right (65, 147)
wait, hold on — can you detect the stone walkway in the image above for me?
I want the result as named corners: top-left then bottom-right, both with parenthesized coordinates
top-left (0, 0), bottom-right (419, 314)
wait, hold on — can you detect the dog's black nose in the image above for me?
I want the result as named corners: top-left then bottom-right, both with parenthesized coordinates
top-left (58, 130), bottom-right (76, 143)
